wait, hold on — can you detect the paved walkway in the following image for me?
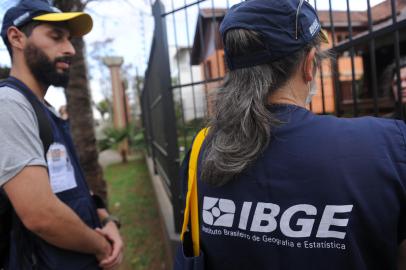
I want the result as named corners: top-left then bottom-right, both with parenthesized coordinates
top-left (98, 149), bottom-right (122, 168)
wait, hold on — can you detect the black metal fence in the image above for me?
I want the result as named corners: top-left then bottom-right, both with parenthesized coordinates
top-left (141, 0), bottom-right (406, 234)
top-left (141, 1), bottom-right (182, 232)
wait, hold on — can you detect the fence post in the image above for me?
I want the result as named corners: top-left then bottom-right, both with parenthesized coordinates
top-left (151, 0), bottom-right (182, 233)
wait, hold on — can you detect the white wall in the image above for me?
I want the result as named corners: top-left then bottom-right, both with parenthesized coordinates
top-left (172, 49), bottom-right (206, 122)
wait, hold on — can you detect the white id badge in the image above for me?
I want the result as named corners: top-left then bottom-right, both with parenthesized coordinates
top-left (46, 143), bottom-right (77, 193)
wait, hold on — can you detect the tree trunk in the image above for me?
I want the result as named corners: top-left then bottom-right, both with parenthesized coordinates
top-left (65, 38), bottom-right (108, 203)
top-left (53, 0), bottom-right (108, 203)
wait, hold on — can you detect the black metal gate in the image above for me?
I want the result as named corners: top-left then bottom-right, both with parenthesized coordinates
top-left (141, 1), bottom-right (182, 232)
top-left (141, 0), bottom-right (406, 234)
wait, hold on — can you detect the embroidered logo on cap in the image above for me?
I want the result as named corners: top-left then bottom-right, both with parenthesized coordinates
top-left (309, 18), bottom-right (320, 36)
top-left (13, 12), bottom-right (30, 26)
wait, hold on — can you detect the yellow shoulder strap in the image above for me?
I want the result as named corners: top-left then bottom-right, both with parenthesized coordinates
top-left (180, 127), bottom-right (209, 256)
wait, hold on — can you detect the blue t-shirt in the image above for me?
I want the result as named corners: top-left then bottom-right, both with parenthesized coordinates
top-left (184, 104), bottom-right (406, 270)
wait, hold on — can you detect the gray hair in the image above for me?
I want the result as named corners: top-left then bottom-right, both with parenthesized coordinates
top-left (200, 29), bottom-right (328, 186)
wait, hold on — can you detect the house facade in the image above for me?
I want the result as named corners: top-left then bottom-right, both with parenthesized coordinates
top-left (190, 0), bottom-right (406, 115)
top-left (172, 47), bottom-right (206, 122)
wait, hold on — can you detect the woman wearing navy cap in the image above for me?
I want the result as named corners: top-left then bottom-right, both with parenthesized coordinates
top-left (179, 0), bottom-right (406, 269)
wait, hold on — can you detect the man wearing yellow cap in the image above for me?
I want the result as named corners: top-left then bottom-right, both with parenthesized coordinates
top-left (0, 0), bottom-right (123, 269)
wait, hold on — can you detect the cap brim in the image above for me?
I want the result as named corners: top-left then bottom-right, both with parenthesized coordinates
top-left (320, 29), bottom-right (329, 44)
top-left (32, 12), bottom-right (93, 37)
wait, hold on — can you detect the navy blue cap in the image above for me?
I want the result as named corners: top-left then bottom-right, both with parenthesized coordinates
top-left (220, 0), bottom-right (328, 70)
top-left (1, 0), bottom-right (93, 53)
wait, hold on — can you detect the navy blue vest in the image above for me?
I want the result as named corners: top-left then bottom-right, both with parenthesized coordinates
top-left (3, 77), bottom-right (101, 270)
top-left (182, 104), bottom-right (406, 270)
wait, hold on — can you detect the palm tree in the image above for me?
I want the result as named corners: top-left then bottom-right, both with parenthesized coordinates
top-left (53, 0), bottom-right (108, 203)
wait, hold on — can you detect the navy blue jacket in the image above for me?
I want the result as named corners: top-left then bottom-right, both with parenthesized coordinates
top-left (183, 104), bottom-right (406, 270)
top-left (4, 77), bottom-right (101, 270)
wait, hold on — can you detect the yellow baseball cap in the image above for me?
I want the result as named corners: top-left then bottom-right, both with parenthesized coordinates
top-left (33, 12), bottom-right (93, 37)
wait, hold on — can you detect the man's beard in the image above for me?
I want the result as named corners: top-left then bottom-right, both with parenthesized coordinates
top-left (24, 43), bottom-right (72, 88)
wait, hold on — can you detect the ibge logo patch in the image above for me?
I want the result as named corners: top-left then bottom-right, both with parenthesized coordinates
top-left (202, 196), bottom-right (354, 240)
top-left (202, 196), bottom-right (235, 227)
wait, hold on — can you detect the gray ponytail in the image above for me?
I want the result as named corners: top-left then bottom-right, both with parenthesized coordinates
top-left (200, 29), bottom-right (327, 186)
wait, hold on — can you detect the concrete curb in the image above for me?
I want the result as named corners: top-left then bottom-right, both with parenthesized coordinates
top-left (145, 155), bottom-right (180, 270)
